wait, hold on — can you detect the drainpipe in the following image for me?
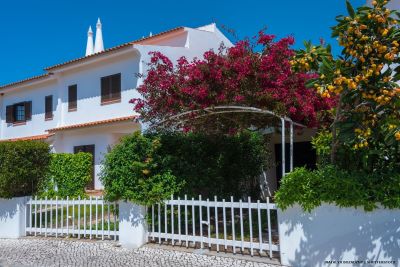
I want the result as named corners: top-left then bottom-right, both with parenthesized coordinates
top-left (0, 93), bottom-right (4, 140)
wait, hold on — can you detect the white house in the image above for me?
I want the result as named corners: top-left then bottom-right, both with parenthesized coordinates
top-left (0, 20), bottom-right (233, 191)
top-left (0, 19), bottom-right (320, 195)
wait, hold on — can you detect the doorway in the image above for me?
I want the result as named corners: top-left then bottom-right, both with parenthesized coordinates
top-left (74, 144), bottom-right (95, 190)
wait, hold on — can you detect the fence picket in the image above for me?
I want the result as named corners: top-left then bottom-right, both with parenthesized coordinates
top-left (223, 199), bottom-right (227, 251)
top-left (239, 199), bottom-right (244, 252)
top-left (171, 195), bottom-right (174, 245)
top-left (267, 197), bottom-right (273, 258)
top-left (214, 196), bottom-right (219, 252)
top-left (178, 197), bottom-right (181, 245)
top-left (207, 198), bottom-right (211, 249)
top-left (55, 196), bottom-right (58, 238)
top-left (257, 200), bottom-right (262, 254)
top-left (78, 196), bottom-right (81, 239)
top-left (199, 195), bottom-right (203, 249)
top-left (158, 203), bottom-right (161, 244)
top-left (231, 196), bottom-right (236, 254)
top-left (66, 196), bottom-right (69, 236)
top-left (248, 196), bottom-right (253, 256)
top-left (184, 195), bottom-right (188, 248)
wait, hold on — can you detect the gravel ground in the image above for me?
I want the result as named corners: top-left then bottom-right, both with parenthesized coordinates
top-left (0, 238), bottom-right (281, 267)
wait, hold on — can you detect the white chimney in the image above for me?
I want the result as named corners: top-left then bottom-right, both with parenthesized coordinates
top-left (85, 26), bottom-right (94, 56)
top-left (94, 18), bottom-right (104, 53)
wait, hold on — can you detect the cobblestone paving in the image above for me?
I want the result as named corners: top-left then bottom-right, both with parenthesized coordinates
top-left (0, 238), bottom-right (280, 267)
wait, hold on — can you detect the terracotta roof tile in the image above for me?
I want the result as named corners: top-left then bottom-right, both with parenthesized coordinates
top-left (0, 133), bottom-right (54, 142)
top-left (0, 26), bottom-right (185, 90)
top-left (47, 115), bottom-right (137, 132)
top-left (0, 73), bottom-right (51, 90)
top-left (45, 26), bottom-right (185, 71)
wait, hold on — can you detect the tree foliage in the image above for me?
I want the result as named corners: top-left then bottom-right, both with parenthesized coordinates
top-left (291, 0), bottom-right (400, 173)
top-left (131, 32), bottom-right (334, 133)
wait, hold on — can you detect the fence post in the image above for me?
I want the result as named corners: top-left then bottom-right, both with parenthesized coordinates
top-left (118, 201), bottom-right (148, 249)
top-left (0, 196), bottom-right (29, 238)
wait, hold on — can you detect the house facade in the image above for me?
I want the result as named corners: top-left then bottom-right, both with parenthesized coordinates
top-left (0, 21), bottom-right (233, 190)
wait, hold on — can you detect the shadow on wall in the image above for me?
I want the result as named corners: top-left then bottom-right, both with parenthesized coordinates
top-left (0, 197), bottom-right (24, 221)
top-left (279, 205), bottom-right (400, 267)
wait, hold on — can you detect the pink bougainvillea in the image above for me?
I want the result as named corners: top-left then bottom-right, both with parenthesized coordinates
top-left (130, 31), bottom-right (335, 133)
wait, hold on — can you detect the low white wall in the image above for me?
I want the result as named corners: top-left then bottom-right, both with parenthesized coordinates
top-left (119, 201), bottom-right (147, 249)
top-left (278, 204), bottom-right (400, 267)
top-left (0, 197), bottom-right (29, 238)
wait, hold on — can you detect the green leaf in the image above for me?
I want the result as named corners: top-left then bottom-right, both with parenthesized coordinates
top-left (346, 0), bottom-right (355, 18)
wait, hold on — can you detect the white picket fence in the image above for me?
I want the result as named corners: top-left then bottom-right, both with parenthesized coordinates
top-left (26, 196), bottom-right (119, 240)
top-left (148, 195), bottom-right (279, 258)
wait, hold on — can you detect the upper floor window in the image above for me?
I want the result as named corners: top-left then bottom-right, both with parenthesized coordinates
top-left (101, 73), bottom-right (121, 104)
top-left (68, 85), bottom-right (77, 111)
top-left (45, 95), bottom-right (53, 120)
top-left (6, 101), bottom-right (32, 124)
top-left (14, 103), bottom-right (25, 122)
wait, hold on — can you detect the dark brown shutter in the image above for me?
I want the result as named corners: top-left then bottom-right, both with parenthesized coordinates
top-left (111, 74), bottom-right (121, 101)
top-left (68, 85), bottom-right (77, 110)
top-left (6, 105), bottom-right (14, 123)
top-left (101, 77), bottom-right (109, 103)
top-left (24, 101), bottom-right (32, 121)
top-left (45, 95), bottom-right (53, 119)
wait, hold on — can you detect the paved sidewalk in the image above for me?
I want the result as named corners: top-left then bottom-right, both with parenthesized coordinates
top-left (0, 238), bottom-right (281, 267)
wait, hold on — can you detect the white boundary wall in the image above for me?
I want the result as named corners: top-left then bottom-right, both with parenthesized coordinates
top-left (0, 197), bottom-right (29, 238)
top-left (278, 204), bottom-right (400, 267)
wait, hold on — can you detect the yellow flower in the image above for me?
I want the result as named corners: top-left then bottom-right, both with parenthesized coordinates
top-left (142, 169), bottom-right (150, 175)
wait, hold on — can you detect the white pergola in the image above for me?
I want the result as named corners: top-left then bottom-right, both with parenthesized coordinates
top-left (152, 105), bottom-right (307, 178)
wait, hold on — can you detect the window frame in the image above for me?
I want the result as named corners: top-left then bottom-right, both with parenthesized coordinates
top-left (68, 84), bottom-right (78, 112)
top-left (45, 95), bottom-right (53, 120)
top-left (100, 73), bottom-right (121, 105)
top-left (13, 102), bottom-right (26, 123)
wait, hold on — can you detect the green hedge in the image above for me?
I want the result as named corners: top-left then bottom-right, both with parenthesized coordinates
top-left (0, 141), bottom-right (50, 198)
top-left (101, 131), bottom-right (268, 205)
top-left (39, 153), bottom-right (92, 198)
top-left (275, 165), bottom-right (400, 212)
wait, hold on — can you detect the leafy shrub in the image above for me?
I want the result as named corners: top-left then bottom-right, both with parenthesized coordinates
top-left (152, 132), bottom-right (268, 199)
top-left (275, 165), bottom-right (400, 212)
top-left (0, 141), bottom-right (50, 198)
top-left (100, 132), bottom-right (183, 205)
top-left (39, 153), bottom-right (92, 198)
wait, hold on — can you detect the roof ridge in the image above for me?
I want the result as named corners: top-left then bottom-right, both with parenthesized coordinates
top-left (0, 26), bottom-right (186, 90)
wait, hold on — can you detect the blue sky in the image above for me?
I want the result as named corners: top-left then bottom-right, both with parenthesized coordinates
top-left (0, 0), bottom-right (365, 86)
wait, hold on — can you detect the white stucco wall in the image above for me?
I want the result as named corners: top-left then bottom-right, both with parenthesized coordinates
top-left (0, 81), bottom-right (58, 139)
top-left (56, 50), bottom-right (141, 126)
top-left (0, 197), bottom-right (29, 238)
top-left (278, 204), bottom-right (400, 267)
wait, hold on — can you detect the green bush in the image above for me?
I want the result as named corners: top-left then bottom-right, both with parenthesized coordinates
top-left (152, 132), bottom-right (268, 199)
top-left (275, 165), bottom-right (400, 212)
top-left (100, 132), bottom-right (183, 205)
top-left (0, 141), bottom-right (50, 198)
top-left (39, 153), bottom-right (92, 199)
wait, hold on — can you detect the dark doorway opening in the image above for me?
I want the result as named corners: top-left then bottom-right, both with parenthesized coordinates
top-left (275, 141), bottom-right (316, 188)
top-left (74, 144), bottom-right (95, 190)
